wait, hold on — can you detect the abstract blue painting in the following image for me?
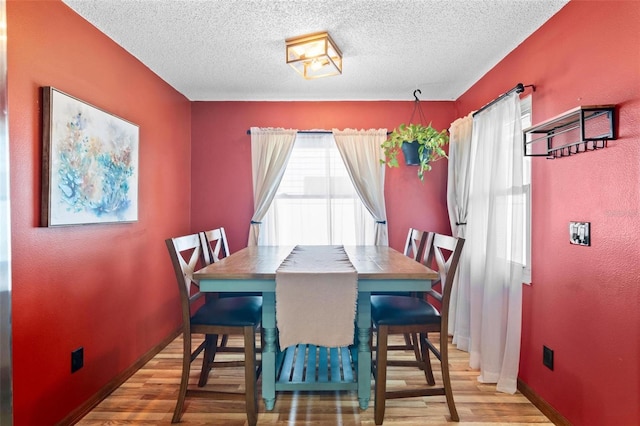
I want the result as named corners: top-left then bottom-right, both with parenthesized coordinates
top-left (42, 87), bottom-right (139, 226)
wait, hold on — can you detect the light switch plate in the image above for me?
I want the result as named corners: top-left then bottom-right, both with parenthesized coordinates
top-left (569, 221), bottom-right (590, 246)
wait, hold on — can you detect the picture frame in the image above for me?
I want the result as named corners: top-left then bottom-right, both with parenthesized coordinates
top-left (41, 87), bottom-right (139, 226)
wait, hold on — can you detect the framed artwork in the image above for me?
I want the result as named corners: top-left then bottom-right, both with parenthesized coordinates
top-left (41, 87), bottom-right (139, 226)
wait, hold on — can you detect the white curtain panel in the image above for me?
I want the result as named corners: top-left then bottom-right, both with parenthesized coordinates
top-left (332, 128), bottom-right (389, 246)
top-left (248, 127), bottom-right (297, 246)
top-left (466, 93), bottom-right (524, 394)
top-left (446, 113), bottom-right (474, 350)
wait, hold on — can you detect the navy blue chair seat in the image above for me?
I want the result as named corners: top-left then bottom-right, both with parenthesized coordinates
top-left (371, 295), bottom-right (440, 326)
top-left (192, 296), bottom-right (262, 327)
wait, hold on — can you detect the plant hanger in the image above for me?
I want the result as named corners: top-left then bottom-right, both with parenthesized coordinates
top-left (409, 89), bottom-right (428, 125)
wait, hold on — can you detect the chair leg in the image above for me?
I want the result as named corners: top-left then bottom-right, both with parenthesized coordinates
top-left (374, 325), bottom-right (389, 425)
top-left (198, 334), bottom-right (219, 387)
top-left (419, 333), bottom-right (436, 386)
top-left (220, 334), bottom-right (229, 348)
top-left (410, 332), bottom-right (423, 366)
top-left (172, 332), bottom-right (191, 423)
top-left (243, 326), bottom-right (258, 426)
top-left (402, 332), bottom-right (412, 348)
top-left (440, 332), bottom-right (459, 421)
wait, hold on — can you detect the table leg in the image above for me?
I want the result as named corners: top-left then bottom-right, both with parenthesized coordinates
top-left (262, 292), bottom-right (276, 410)
top-left (357, 291), bottom-right (371, 410)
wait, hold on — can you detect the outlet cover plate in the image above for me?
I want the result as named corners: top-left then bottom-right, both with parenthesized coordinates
top-left (569, 221), bottom-right (590, 246)
top-left (71, 347), bottom-right (84, 373)
top-left (543, 345), bottom-right (554, 370)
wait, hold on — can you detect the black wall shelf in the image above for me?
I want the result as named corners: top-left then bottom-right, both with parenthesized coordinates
top-left (523, 105), bottom-right (616, 159)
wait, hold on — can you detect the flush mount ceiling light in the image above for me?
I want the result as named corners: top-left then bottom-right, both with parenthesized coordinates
top-left (285, 31), bottom-right (342, 80)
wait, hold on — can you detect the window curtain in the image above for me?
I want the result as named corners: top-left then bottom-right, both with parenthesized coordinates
top-left (446, 114), bottom-right (474, 350)
top-left (466, 92), bottom-right (524, 394)
top-left (332, 128), bottom-right (389, 246)
top-left (248, 127), bottom-right (297, 246)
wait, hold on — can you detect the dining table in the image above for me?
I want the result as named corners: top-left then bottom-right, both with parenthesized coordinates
top-left (194, 244), bottom-right (438, 411)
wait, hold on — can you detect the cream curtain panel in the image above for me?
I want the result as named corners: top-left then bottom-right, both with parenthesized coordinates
top-left (332, 128), bottom-right (389, 246)
top-left (248, 127), bottom-right (297, 246)
top-left (466, 93), bottom-right (524, 394)
top-left (446, 114), bottom-right (474, 350)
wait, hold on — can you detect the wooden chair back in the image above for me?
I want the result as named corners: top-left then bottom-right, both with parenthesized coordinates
top-left (403, 228), bottom-right (428, 261)
top-left (200, 227), bottom-right (230, 266)
top-left (165, 234), bottom-right (205, 329)
top-left (425, 233), bottom-right (465, 330)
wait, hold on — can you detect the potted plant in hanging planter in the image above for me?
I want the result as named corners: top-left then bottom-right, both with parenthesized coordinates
top-left (381, 122), bottom-right (449, 181)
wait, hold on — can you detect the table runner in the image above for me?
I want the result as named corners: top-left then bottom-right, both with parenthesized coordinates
top-left (276, 245), bottom-right (358, 348)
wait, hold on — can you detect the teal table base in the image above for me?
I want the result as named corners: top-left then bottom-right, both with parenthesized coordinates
top-left (199, 278), bottom-right (429, 411)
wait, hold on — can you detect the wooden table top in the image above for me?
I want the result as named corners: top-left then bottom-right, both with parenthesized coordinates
top-left (194, 245), bottom-right (437, 280)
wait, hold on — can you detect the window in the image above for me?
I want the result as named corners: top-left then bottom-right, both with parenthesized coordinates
top-left (260, 133), bottom-right (375, 245)
top-left (489, 95), bottom-right (531, 283)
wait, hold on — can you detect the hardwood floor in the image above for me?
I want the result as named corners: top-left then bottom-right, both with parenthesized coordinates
top-left (77, 335), bottom-right (552, 425)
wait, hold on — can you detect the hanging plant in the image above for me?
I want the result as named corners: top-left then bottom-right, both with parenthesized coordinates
top-left (380, 90), bottom-right (449, 181)
top-left (382, 123), bottom-right (449, 180)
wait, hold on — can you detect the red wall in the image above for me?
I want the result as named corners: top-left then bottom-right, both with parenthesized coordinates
top-left (456, 1), bottom-right (640, 424)
top-left (9, 0), bottom-right (639, 424)
top-left (190, 101), bottom-right (456, 252)
top-left (8, 1), bottom-right (192, 424)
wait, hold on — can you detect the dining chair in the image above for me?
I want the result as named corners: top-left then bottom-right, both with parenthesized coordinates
top-left (200, 227), bottom-right (262, 353)
top-left (371, 233), bottom-right (465, 424)
top-left (166, 233), bottom-right (262, 425)
top-left (383, 228), bottom-right (431, 363)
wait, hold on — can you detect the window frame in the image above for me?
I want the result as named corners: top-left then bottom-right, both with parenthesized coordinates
top-left (521, 95), bottom-right (532, 284)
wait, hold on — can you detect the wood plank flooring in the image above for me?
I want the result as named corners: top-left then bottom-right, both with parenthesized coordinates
top-left (77, 335), bottom-right (552, 425)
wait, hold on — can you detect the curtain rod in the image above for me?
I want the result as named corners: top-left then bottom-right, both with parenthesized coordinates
top-left (472, 83), bottom-right (536, 117)
top-left (246, 129), bottom-right (391, 135)
top-left (246, 129), bottom-right (332, 135)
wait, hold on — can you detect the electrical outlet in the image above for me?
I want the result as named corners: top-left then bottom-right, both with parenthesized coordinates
top-left (543, 345), bottom-right (554, 370)
top-left (71, 347), bottom-right (84, 373)
top-left (569, 221), bottom-right (590, 246)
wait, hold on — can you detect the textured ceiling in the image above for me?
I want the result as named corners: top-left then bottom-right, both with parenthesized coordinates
top-left (62, 0), bottom-right (568, 101)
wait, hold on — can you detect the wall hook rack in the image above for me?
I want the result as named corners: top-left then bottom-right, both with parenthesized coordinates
top-left (523, 105), bottom-right (616, 159)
